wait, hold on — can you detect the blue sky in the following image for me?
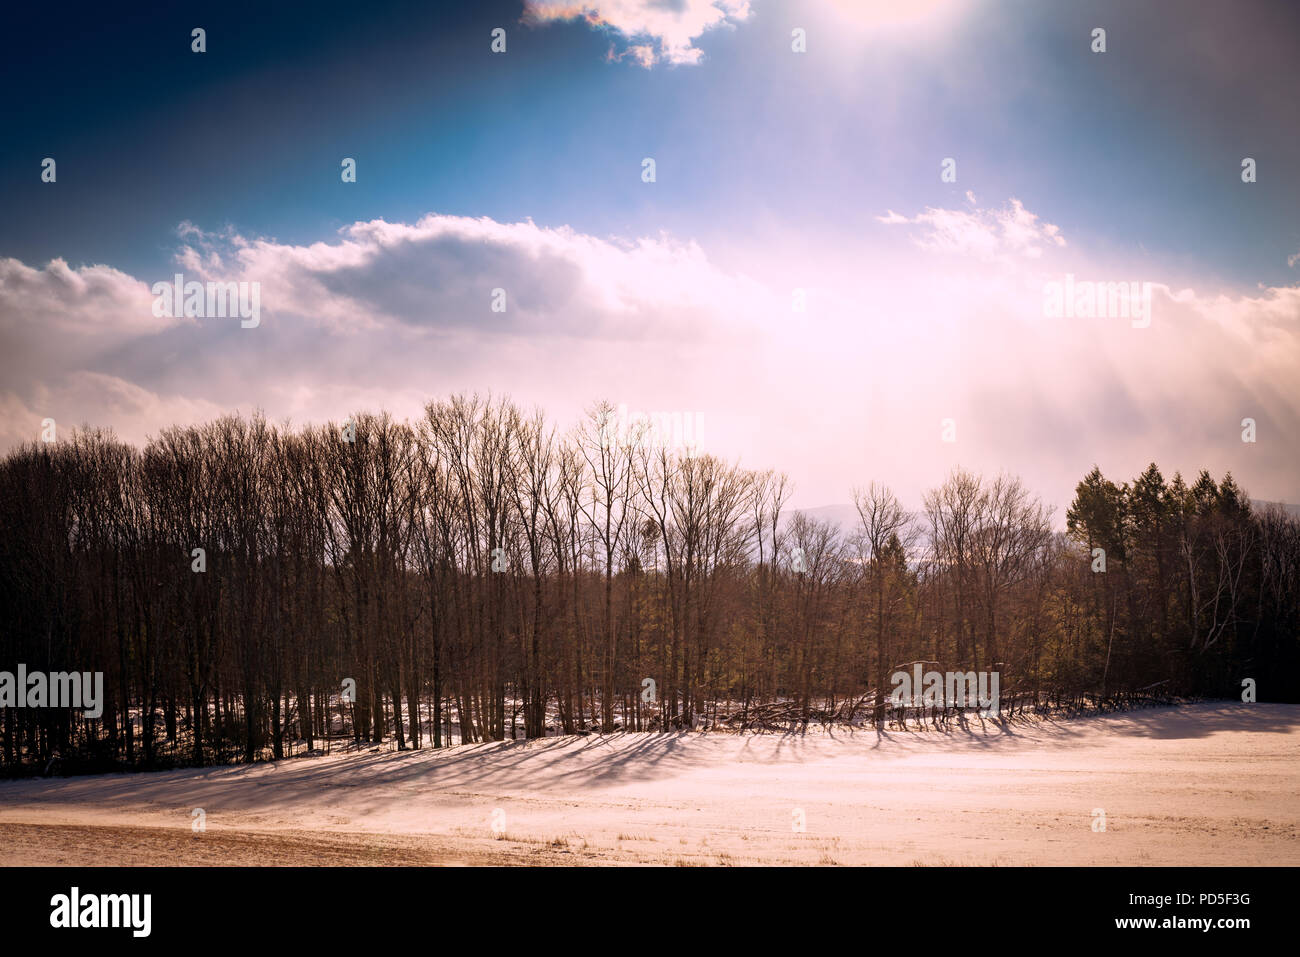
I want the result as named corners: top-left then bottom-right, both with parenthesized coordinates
top-left (1, 0), bottom-right (1297, 510)
top-left (4, 0), bottom-right (1296, 283)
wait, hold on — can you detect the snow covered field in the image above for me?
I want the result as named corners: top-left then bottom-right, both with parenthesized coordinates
top-left (2, 702), bottom-right (1297, 866)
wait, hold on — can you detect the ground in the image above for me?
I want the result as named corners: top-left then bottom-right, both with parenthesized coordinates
top-left (2, 702), bottom-right (1296, 866)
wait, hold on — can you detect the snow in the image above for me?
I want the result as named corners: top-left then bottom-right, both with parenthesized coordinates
top-left (2, 702), bottom-right (1296, 865)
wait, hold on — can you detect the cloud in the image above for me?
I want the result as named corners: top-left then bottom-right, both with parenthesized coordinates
top-left (194, 213), bottom-right (771, 340)
top-left (2, 212), bottom-right (1296, 513)
top-left (877, 195), bottom-right (1067, 261)
top-left (523, 0), bottom-right (751, 66)
top-left (0, 214), bottom-right (778, 453)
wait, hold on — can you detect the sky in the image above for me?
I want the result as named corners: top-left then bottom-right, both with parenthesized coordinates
top-left (1, 0), bottom-right (1297, 514)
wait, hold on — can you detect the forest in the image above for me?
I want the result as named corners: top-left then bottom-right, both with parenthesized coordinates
top-left (2, 394), bottom-right (1296, 774)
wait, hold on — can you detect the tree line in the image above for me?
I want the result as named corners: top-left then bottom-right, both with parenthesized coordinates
top-left (2, 395), bottom-right (1296, 773)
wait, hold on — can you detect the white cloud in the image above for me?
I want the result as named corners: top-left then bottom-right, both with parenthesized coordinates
top-left (877, 195), bottom-right (1067, 261)
top-left (200, 213), bottom-right (773, 339)
top-left (2, 212), bottom-right (1296, 512)
top-left (523, 0), bottom-right (751, 66)
top-left (0, 214), bottom-right (779, 454)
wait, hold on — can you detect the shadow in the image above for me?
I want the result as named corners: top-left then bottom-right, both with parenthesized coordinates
top-left (3, 702), bottom-right (1296, 823)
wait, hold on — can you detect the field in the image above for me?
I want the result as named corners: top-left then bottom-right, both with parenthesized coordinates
top-left (2, 702), bottom-right (1296, 866)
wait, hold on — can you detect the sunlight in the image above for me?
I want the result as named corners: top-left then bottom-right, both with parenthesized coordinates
top-left (826, 0), bottom-right (965, 31)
